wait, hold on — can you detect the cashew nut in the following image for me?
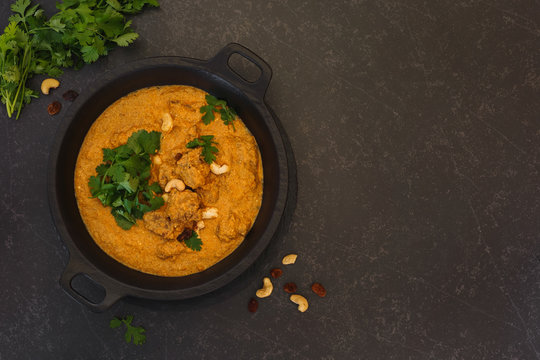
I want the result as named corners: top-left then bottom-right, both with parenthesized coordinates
top-left (202, 207), bottom-right (218, 219)
top-left (153, 155), bottom-right (162, 165)
top-left (195, 220), bottom-right (205, 231)
top-left (41, 78), bottom-right (60, 95)
top-left (282, 254), bottom-right (297, 265)
top-left (161, 112), bottom-right (173, 132)
top-left (210, 162), bottom-right (229, 175)
top-left (164, 179), bottom-right (185, 193)
top-left (255, 277), bottom-right (273, 298)
top-left (290, 294), bottom-right (309, 312)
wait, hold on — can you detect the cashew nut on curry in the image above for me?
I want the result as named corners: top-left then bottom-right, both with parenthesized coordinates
top-left (74, 85), bottom-right (263, 277)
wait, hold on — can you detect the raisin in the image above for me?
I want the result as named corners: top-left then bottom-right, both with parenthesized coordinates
top-left (62, 90), bottom-right (79, 102)
top-left (177, 228), bottom-right (193, 242)
top-left (47, 101), bottom-right (61, 115)
top-left (283, 282), bottom-right (297, 293)
top-left (248, 298), bottom-right (258, 313)
top-left (311, 282), bottom-right (327, 297)
top-left (270, 268), bottom-right (283, 279)
top-left (174, 153), bottom-right (183, 161)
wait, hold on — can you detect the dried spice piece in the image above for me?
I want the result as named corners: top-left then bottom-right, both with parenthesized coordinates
top-left (176, 228), bottom-right (193, 242)
top-left (47, 101), bottom-right (61, 115)
top-left (174, 153), bottom-right (183, 161)
top-left (248, 298), bottom-right (259, 313)
top-left (62, 90), bottom-right (79, 102)
top-left (311, 282), bottom-right (327, 297)
top-left (270, 268), bottom-right (283, 279)
top-left (283, 282), bottom-right (297, 294)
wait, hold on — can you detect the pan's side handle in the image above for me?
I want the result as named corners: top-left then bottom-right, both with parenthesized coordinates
top-left (207, 43), bottom-right (273, 98)
top-left (60, 256), bottom-right (122, 312)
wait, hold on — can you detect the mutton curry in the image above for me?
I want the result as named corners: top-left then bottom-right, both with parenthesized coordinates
top-left (74, 85), bottom-right (263, 277)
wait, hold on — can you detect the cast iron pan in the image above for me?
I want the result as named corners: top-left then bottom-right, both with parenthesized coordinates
top-left (48, 43), bottom-right (289, 312)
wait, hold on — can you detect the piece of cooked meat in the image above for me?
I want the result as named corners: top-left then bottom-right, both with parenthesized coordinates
top-left (156, 239), bottom-right (186, 259)
top-left (166, 190), bottom-right (201, 223)
top-left (143, 190), bottom-right (202, 240)
top-left (216, 211), bottom-right (251, 242)
top-left (176, 149), bottom-right (210, 189)
top-left (142, 209), bottom-right (176, 239)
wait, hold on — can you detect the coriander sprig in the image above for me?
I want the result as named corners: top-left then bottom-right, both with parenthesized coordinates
top-left (110, 315), bottom-right (146, 345)
top-left (186, 135), bottom-right (219, 164)
top-left (200, 94), bottom-right (237, 129)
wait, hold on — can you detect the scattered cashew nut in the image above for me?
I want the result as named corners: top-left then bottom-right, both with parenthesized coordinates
top-left (153, 155), bottom-right (162, 165)
top-left (210, 163), bottom-right (229, 175)
top-left (290, 294), bottom-right (309, 312)
top-left (164, 179), bottom-right (185, 193)
top-left (161, 112), bottom-right (173, 132)
top-left (255, 277), bottom-right (273, 298)
top-left (282, 254), bottom-right (297, 265)
top-left (41, 78), bottom-right (60, 95)
top-left (202, 207), bottom-right (218, 219)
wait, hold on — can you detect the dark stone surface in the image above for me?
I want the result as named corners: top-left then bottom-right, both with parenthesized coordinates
top-left (1, 0), bottom-right (539, 359)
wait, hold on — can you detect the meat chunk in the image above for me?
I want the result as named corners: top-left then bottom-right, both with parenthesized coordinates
top-left (166, 190), bottom-right (201, 223)
top-left (142, 209), bottom-right (176, 239)
top-left (143, 190), bottom-right (202, 240)
top-left (156, 239), bottom-right (186, 259)
top-left (197, 177), bottom-right (220, 205)
top-left (176, 149), bottom-right (210, 189)
top-left (216, 211), bottom-right (251, 242)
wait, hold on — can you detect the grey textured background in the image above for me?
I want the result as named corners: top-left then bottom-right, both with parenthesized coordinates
top-left (1, 0), bottom-right (540, 359)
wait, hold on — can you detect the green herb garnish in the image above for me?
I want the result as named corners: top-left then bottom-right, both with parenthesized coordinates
top-left (110, 315), bottom-right (146, 345)
top-left (186, 135), bottom-right (218, 164)
top-left (200, 94), bottom-right (237, 128)
top-left (0, 0), bottom-right (159, 119)
top-left (88, 130), bottom-right (164, 230)
top-left (184, 231), bottom-right (202, 251)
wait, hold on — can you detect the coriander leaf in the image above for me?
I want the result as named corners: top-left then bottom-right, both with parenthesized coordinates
top-left (112, 209), bottom-right (135, 230)
top-left (184, 231), bottom-right (202, 251)
top-left (81, 45), bottom-right (99, 63)
top-left (89, 176), bottom-right (101, 196)
top-left (147, 182), bottom-right (162, 193)
top-left (108, 163), bottom-right (126, 182)
top-left (109, 317), bottom-right (122, 328)
top-left (112, 32), bottom-right (138, 47)
top-left (106, 0), bottom-right (122, 11)
top-left (127, 130), bottom-right (161, 155)
top-left (10, 0), bottom-right (30, 16)
top-left (103, 148), bottom-right (116, 162)
top-left (199, 104), bottom-right (215, 125)
top-left (186, 138), bottom-right (204, 148)
top-left (126, 325), bottom-right (146, 345)
top-left (148, 196), bottom-right (164, 211)
top-left (95, 164), bottom-right (109, 177)
top-left (117, 172), bottom-right (139, 193)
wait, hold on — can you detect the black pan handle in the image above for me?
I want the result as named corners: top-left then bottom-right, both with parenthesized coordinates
top-left (60, 255), bottom-right (122, 312)
top-left (207, 43), bottom-right (273, 98)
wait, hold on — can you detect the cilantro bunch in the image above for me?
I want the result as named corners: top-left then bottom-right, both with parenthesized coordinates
top-left (186, 135), bottom-right (219, 164)
top-left (0, 0), bottom-right (159, 119)
top-left (200, 94), bottom-right (237, 128)
top-left (89, 130), bottom-right (164, 230)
